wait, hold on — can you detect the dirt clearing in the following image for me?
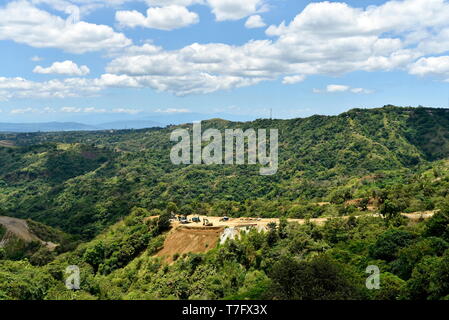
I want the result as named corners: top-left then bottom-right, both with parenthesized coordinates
top-left (156, 226), bottom-right (225, 263)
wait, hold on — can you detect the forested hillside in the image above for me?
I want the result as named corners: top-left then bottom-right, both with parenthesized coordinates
top-left (1, 105), bottom-right (449, 300)
top-left (1, 105), bottom-right (449, 237)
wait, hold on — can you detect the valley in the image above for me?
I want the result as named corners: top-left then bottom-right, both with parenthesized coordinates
top-left (1, 106), bottom-right (449, 300)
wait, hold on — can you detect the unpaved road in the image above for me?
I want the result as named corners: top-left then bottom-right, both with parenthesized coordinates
top-left (174, 211), bottom-right (436, 229)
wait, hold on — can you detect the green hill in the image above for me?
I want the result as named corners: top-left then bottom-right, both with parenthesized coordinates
top-left (1, 106), bottom-right (449, 238)
top-left (1, 105), bottom-right (449, 300)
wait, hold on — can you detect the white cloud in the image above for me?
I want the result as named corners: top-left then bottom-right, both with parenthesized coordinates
top-left (0, 0), bottom-right (131, 53)
top-left (60, 106), bottom-right (82, 113)
top-left (31, 0), bottom-right (265, 22)
top-left (282, 75), bottom-right (305, 85)
top-left (326, 84), bottom-right (350, 93)
top-left (105, 41), bottom-right (270, 95)
top-left (146, 0), bottom-right (204, 6)
top-left (0, 76), bottom-right (102, 100)
top-left (83, 107), bottom-right (107, 113)
top-left (313, 84), bottom-right (373, 94)
top-left (0, 74), bottom-right (150, 100)
top-left (245, 15), bottom-right (265, 28)
top-left (33, 60), bottom-right (90, 76)
top-left (116, 5), bottom-right (199, 30)
top-left (97, 74), bottom-right (141, 88)
top-left (124, 43), bottom-right (162, 55)
top-left (105, 0), bottom-right (449, 95)
top-left (10, 107), bottom-right (35, 114)
top-left (111, 108), bottom-right (142, 114)
top-left (155, 108), bottom-right (191, 113)
top-left (60, 106), bottom-right (141, 114)
top-left (408, 56), bottom-right (449, 80)
top-left (350, 87), bottom-right (373, 94)
top-left (6, 106), bottom-right (142, 115)
top-left (207, 0), bottom-right (266, 21)
top-left (4, 0), bottom-right (449, 99)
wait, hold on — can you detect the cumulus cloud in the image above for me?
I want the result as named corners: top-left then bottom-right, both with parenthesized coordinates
top-left (102, 0), bottom-right (449, 95)
top-left (116, 5), bottom-right (199, 30)
top-left (105, 41), bottom-right (273, 95)
top-left (0, 76), bottom-right (103, 100)
top-left (33, 60), bottom-right (90, 76)
top-left (5, 0), bottom-right (449, 98)
top-left (408, 56), bottom-right (449, 80)
top-left (0, 0), bottom-right (131, 53)
top-left (31, 0), bottom-right (263, 22)
top-left (282, 75), bottom-right (305, 85)
top-left (245, 15), bottom-right (266, 28)
top-left (207, 0), bottom-right (266, 21)
top-left (146, 0), bottom-right (204, 6)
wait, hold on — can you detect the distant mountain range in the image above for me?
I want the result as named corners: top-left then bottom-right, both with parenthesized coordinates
top-left (0, 112), bottom-right (257, 132)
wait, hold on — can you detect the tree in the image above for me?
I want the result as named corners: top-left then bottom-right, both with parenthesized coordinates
top-left (370, 229), bottom-right (415, 262)
top-left (380, 200), bottom-right (402, 220)
top-left (371, 272), bottom-right (405, 300)
top-left (330, 188), bottom-right (353, 205)
top-left (425, 208), bottom-right (449, 241)
top-left (83, 241), bottom-right (106, 272)
top-left (269, 255), bottom-right (363, 300)
top-left (29, 247), bottom-right (55, 266)
top-left (278, 217), bottom-right (288, 239)
top-left (266, 222), bottom-right (278, 246)
top-left (359, 198), bottom-right (369, 211)
top-left (166, 202), bottom-right (179, 216)
top-left (157, 211), bottom-right (172, 234)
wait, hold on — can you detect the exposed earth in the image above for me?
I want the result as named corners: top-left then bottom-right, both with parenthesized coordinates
top-left (0, 216), bottom-right (57, 250)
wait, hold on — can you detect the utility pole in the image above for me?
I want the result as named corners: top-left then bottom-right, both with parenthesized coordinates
top-left (270, 108), bottom-right (272, 120)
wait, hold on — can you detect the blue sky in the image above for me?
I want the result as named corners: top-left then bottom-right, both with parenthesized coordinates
top-left (1, 0), bottom-right (449, 123)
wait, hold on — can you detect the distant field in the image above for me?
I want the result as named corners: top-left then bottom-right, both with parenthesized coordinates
top-left (0, 140), bottom-right (15, 147)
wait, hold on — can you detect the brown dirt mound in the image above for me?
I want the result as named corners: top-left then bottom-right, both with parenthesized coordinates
top-left (155, 226), bottom-right (225, 263)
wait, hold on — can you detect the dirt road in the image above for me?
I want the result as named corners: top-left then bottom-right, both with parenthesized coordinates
top-left (174, 211), bottom-right (436, 229)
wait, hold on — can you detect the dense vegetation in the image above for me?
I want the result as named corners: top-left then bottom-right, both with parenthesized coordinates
top-left (1, 206), bottom-right (449, 300)
top-left (1, 105), bottom-right (449, 300)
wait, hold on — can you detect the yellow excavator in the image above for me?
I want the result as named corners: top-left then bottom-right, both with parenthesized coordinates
top-left (203, 218), bottom-right (213, 227)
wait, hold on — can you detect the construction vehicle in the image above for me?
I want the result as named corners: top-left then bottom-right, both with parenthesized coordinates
top-left (192, 217), bottom-right (201, 223)
top-left (180, 216), bottom-right (190, 224)
top-left (219, 216), bottom-right (229, 222)
top-left (203, 218), bottom-right (213, 227)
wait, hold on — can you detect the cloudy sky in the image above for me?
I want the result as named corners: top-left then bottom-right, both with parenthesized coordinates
top-left (1, 0), bottom-right (449, 122)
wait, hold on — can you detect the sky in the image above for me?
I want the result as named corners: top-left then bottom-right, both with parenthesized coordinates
top-left (1, 0), bottom-right (449, 123)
